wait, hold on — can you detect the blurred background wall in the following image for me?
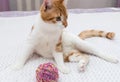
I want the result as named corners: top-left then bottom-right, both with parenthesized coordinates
top-left (0, 0), bottom-right (120, 11)
top-left (68, 0), bottom-right (118, 9)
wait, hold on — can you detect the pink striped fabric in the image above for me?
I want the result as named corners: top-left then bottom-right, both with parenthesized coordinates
top-left (0, 0), bottom-right (9, 11)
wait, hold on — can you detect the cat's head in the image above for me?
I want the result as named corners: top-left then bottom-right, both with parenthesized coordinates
top-left (40, 0), bottom-right (68, 27)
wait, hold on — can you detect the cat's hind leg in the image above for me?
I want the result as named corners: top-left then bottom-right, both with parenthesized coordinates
top-left (68, 50), bottom-right (83, 62)
top-left (70, 33), bottom-right (118, 63)
top-left (68, 51), bottom-right (89, 72)
top-left (78, 54), bottom-right (89, 72)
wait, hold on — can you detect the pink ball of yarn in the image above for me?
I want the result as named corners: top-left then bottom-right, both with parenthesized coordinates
top-left (36, 62), bottom-right (59, 82)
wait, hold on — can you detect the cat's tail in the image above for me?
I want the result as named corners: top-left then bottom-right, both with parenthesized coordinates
top-left (79, 29), bottom-right (115, 40)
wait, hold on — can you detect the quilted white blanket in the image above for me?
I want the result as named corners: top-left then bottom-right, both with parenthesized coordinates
top-left (0, 12), bottom-right (120, 82)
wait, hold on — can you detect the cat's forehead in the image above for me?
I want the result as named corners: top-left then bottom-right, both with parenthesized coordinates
top-left (52, 5), bottom-right (67, 15)
top-left (50, 0), bottom-right (64, 3)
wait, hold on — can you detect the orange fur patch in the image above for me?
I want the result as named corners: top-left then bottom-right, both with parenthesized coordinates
top-left (64, 50), bottom-right (80, 62)
top-left (106, 32), bottom-right (115, 39)
top-left (79, 30), bottom-right (115, 40)
top-left (56, 35), bottom-right (62, 52)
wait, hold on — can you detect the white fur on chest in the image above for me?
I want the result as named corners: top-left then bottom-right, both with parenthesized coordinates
top-left (30, 14), bottom-right (63, 58)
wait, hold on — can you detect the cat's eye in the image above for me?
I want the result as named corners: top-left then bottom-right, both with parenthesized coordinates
top-left (56, 16), bottom-right (61, 21)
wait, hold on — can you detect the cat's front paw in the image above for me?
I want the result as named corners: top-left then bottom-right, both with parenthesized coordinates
top-left (58, 66), bottom-right (70, 74)
top-left (78, 60), bottom-right (87, 72)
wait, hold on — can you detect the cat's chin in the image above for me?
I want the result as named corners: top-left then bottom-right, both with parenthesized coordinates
top-left (56, 22), bottom-right (65, 28)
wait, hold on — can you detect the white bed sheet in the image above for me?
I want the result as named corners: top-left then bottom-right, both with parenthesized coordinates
top-left (0, 12), bottom-right (120, 82)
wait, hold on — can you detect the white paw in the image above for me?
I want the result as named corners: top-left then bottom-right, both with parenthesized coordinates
top-left (79, 65), bottom-right (86, 72)
top-left (11, 63), bottom-right (24, 70)
top-left (58, 66), bottom-right (70, 74)
top-left (78, 60), bottom-right (87, 72)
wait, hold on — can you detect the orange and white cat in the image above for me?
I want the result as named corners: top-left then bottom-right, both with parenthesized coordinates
top-left (13, 0), bottom-right (118, 73)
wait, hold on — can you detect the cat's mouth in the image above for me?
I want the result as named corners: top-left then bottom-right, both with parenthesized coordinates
top-left (62, 21), bottom-right (67, 28)
top-left (57, 22), bottom-right (66, 29)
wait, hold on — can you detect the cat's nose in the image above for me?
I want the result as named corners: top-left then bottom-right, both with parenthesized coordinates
top-left (62, 21), bottom-right (67, 28)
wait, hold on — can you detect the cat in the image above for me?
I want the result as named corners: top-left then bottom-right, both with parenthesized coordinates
top-left (56, 29), bottom-right (117, 72)
top-left (13, 0), bottom-right (69, 74)
top-left (13, 0), bottom-right (118, 74)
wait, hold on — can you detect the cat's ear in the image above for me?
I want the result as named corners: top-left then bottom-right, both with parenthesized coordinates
top-left (43, 0), bottom-right (52, 11)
